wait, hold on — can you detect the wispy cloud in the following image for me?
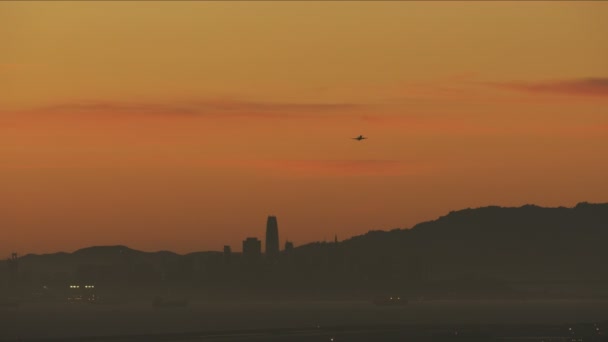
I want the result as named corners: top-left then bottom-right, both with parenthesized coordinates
top-left (193, 100), bottom-right (362, 112)
top-left (211, 159), bottom-right (433, 177)
top-left (42, 102), bottom-right (198, 116)
top-left (38, 100), bottom-right (366, 118)
top-left (0, 63), bottom-right (37, 69)
top-left (486, 78), bottom-right (608, 97)
top-left (0, 63), bottom-right (45, 74)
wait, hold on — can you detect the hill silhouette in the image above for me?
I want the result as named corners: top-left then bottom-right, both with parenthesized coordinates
top-left (325, 202), bottom-right (608, 297)
top-left (2, 202), bottom-right (607, 300)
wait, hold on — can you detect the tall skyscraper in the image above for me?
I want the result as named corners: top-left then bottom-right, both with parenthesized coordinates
top-left (265, 216), bottom-right (279, 261)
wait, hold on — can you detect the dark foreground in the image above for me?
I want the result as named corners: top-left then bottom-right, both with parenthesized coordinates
top-left (4, 322), bottom-right (608, 342)
top-left (2, 300), bottom-right (608, 342)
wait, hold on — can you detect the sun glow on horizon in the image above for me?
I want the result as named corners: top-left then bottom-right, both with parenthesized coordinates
top-left (1, 2), bottom-right (607, 255)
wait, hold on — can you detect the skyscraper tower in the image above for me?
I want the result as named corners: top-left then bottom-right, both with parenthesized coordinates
top-left (265, 216), bottom-right (279, 261)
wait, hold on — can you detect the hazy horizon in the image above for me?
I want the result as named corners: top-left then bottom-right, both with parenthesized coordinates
top-left (2, 2), bottom-right (607, 256)
top-left (5, 200), bottom-right (606, 257)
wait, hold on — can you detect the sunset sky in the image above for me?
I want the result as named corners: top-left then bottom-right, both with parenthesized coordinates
top-left (1, 2), bottom-right (607, 256)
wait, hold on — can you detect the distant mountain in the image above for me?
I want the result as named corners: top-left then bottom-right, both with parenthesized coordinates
top-left (325, 202), bottom-right (608, 295)
top-left (72, 245), bottom-right (137, 256)
top-left (3, 202), bottom-right (607, 299)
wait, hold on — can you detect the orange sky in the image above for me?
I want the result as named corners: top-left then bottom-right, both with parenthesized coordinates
top-left (1, 2), bottom-right (607, 256)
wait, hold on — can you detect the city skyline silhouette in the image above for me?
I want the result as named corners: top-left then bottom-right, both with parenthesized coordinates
top-left (2, 2), bottom-right (608, 341)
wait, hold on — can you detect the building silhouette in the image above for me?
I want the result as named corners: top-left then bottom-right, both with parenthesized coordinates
top-left (242, 237), bottom-right (261, 262)
top-left (284, 241), bottom-right (294, 252)
top-left (265, 216), bottom-right (279, 261)
top-left (223, 245), bottom-right (232, 264)
top-left (67, 284), bottom-right (98, 303)
top-left (7, 253), bottom-right (19, 283)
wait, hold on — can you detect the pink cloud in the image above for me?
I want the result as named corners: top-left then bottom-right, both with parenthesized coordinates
top-left (487, 78), bottom-right (608, 97)
top-left (36, 100), bottom-right (366, 118)
top-left (209, 159), bottom-right (434, 177)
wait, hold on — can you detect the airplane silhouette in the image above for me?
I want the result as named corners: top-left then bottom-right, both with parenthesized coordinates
top-left (352, 135), bottom-right (367, 141)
